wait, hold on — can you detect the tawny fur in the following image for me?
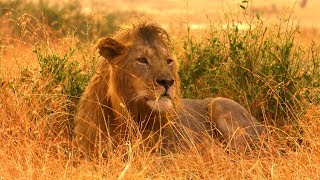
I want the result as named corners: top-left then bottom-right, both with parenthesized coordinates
top-left (74, 21), bottom-right (264, 157)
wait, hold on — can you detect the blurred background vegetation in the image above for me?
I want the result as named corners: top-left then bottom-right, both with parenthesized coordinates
top-left (0, 0), bottom-right (139, 42)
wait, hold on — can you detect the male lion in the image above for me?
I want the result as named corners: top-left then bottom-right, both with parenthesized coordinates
top-left (74, 21), bottom-right (264, 157)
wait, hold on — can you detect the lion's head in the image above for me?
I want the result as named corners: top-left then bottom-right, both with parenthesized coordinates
top-left (97, 22), bottom-right (180, 113)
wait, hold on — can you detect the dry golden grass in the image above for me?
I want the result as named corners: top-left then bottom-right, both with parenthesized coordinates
top-left (1, 1), bottom-right (320, 179)
top-left (1, 82), bottom-right (320, 179)
top-left (0, 37), bottom-right (319, 180)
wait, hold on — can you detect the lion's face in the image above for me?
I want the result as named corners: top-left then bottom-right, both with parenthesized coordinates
top-left (124, 42), bottom-right (177, 112)
top-left (98, 35), bottom-right (179, 112)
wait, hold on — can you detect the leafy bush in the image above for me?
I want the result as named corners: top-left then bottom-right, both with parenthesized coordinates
top-left (178, 16), bottom-right (320, 126)
top-left (11, 46), bottom-right (97, 139)
top-left (33, 47), bottom-right (97, 101)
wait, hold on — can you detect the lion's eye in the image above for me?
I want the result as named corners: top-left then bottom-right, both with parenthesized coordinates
top-left (167, 59), bottom-right (173, 65)
top-left (136, 57), bottom-right (148, 64)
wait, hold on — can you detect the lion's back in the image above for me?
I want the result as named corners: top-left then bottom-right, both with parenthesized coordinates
top-left (175, 99), bottom-right (212, 133)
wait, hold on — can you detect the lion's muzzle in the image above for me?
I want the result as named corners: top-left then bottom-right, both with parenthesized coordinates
top-left (146, 97), bottom-right (173, 112)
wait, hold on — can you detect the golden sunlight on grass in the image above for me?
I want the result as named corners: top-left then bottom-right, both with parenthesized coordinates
top-left (1, 97), bottom-right (320, 179)
top-left (1, 0), bottom-right (320, 179)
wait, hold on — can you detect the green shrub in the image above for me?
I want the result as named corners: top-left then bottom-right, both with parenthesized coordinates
top-left (178, 15), bottom-right (320, 126)
top-left (33, 47), bottom-right (97, 100)
top-left (21, 46), bottom-right (98, 138)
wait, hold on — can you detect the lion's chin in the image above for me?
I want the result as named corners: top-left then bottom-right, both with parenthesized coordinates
top-left (146, 97), bottom-right (173, 112)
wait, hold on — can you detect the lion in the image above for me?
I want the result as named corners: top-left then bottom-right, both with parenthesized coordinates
top-left (74, 21), bottom-right (264, 157)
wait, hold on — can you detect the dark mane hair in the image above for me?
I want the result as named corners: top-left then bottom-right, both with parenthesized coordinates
top-left (114, 20), bottom-right (171, 46)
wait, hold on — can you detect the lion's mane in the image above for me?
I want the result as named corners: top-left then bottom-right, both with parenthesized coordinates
top-left (74, 21), bottom-right (180, 156)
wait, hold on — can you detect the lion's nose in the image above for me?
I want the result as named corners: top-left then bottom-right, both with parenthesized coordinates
top-left (156, 79), bottom-right (175, 90)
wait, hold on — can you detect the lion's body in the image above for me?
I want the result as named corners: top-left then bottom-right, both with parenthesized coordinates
top-left (74, 21), bottom-right (264, 157)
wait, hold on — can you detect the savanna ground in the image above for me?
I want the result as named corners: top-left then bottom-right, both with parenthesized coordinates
top-left (1, 0), bottom-right (320, 179)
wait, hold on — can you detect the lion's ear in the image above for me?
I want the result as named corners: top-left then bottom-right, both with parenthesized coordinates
top-left (97, 37), bottom-right (125, 59)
